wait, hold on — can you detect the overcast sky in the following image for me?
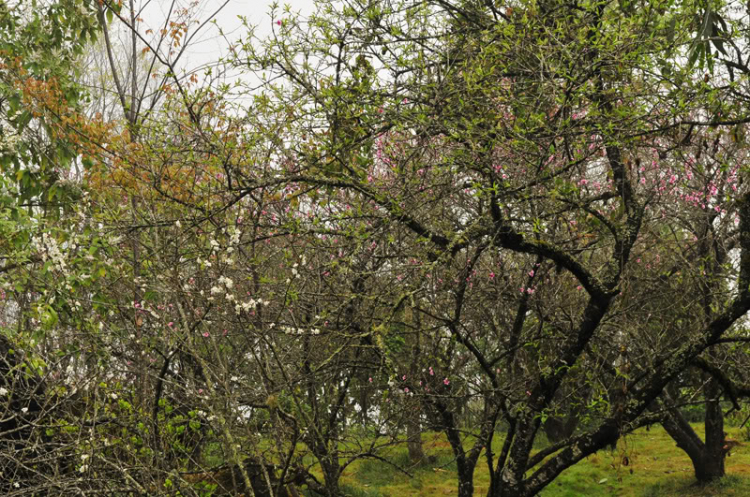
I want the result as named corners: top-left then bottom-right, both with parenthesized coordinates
top-left (142, 0), bottom-right (317, 74)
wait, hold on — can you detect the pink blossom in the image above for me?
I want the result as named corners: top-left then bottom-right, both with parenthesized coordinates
top-left (443, 378), bottom-right (450, 385)
top-left (203, 332), bottom-right (210, 338)
top-left (528, 270), bottom-right (535, 277)
top-left (369, 377), bottom-right (373, 383)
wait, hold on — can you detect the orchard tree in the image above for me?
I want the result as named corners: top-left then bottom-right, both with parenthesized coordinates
top-left (9, 0), bottom-right (750, 496)
top-left (0, 0), bottom-right (103, 493)
top-left (230, 0), bottom-right (750, 495)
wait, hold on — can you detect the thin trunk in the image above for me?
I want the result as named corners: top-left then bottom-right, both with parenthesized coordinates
top-left (405, 305), bottom-right (425, 464)
top-left (407, 413), bottom-right (425, 464)
top-left (321, 459), bottom-right (341, 497)
top-left (433, 400), bottom-right (476, 497)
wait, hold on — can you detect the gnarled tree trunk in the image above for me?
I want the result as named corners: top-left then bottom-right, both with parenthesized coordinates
top-left (662, 379), bottom-right (726, 483)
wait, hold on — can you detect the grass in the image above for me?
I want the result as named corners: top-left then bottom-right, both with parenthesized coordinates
top-left (312, 424), bottom-right (750, 496)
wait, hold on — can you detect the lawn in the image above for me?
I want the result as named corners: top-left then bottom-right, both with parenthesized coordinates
top-left (321, 424), bottom-right (750, 496)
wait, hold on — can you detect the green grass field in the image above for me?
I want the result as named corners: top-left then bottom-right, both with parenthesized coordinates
top-left (322, 424), bottom-right (750, 496)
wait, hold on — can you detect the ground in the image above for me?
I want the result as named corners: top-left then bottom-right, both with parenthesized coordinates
top-left (316, 424), bottom-right (750, 496)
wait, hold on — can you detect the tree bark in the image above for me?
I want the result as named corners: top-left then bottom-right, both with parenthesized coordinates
top-left (407, 410), bottom-right (426, 464)
top-left (661, 380), bottom-right (726, 483)
top-left (700, 378), bottom-right (726, 482)
top-left (405, 304), bottom-right (426, 464)
top-left (321, 460), bottom-right (342, 497)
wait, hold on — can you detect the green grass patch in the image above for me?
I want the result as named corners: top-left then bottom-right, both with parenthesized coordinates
top-left (321, 425), bottom-right (750, 496)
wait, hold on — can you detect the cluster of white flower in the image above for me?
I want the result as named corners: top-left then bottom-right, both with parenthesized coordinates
top-left (282, 326), bottom-right (320, 336)
top-left (227, 229), bottom-right (241, 252)
top-left (234, 297), bottom-right (269, 315)
top-left (218, 275), bottom-right (233, 289)
top-left (32, 233), bottom-right (67, 273)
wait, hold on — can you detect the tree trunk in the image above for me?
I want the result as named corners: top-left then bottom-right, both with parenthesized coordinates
top-left (405, 304), bottom-right (425, 464)
top-left (493, 418), bottom-right (538, 497)
top-left (321, 459), bottom-right (342, 497)
top-left (699, 378), bottom-right (726, 482)
top-left (407, 408), bottom-right (426, 464)
top-left (456, 462), bottom-right (475, 497)
top-left (433, 401), bottom-right (476, 497)
top-left (662, 380), bottom-right (726, 484)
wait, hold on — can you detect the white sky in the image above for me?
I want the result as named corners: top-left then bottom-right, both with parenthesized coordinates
top-left (139, 0), bottom-right (316, 72)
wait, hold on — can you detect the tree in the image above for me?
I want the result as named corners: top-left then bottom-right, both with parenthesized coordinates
top-left (231, 0), bottom-right (750, 495)
top-left (0, 1), bottom-right (101, 492)
top-left (7, 0), bottom-right (750, 496)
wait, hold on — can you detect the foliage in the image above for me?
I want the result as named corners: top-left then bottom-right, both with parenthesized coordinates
top-left (4, 0), bottom-right (750, 496)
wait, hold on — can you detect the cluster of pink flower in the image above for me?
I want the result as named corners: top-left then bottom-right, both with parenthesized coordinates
top-left (395, 368), bottom-right (451, 395)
